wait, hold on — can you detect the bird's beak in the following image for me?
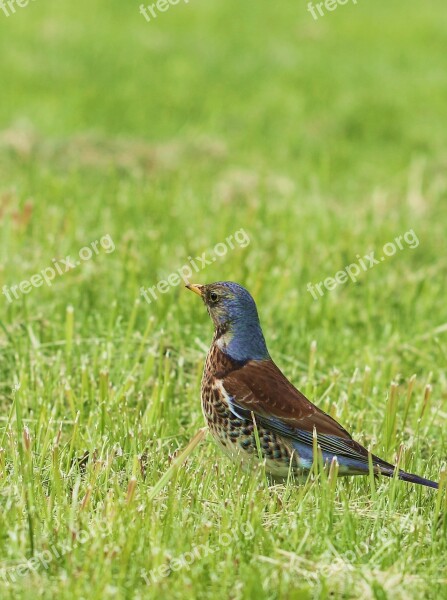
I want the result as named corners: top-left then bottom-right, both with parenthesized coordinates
top-left (185, 282), bottom-right (204, 297)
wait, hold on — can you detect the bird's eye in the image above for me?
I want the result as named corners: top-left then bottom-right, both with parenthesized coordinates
top-left (209, 292), bottom-right (219, 303)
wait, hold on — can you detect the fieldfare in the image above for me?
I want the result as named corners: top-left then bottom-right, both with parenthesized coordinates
top-left (186, 281), bottom-right (438, 489)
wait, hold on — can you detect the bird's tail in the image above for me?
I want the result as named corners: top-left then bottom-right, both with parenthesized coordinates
top-left (372, 453), bottom-right (439, 489)
top-left (380, 467), bottom-right (439, 489)
top-left (397, 470), bottom-right (439, 489)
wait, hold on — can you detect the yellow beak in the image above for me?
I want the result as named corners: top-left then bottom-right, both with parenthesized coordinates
top-left (185, 282), bottom-right (204, 297)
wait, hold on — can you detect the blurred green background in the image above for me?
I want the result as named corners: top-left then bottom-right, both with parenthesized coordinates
top-left (0, 1), bottom-right (446, 598)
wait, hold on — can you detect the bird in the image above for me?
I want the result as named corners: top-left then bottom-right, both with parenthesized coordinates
top-left (186, 280), bottom-right (438, 489)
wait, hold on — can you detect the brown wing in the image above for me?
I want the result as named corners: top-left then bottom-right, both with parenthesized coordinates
top-left (223, 359), bottom-right (353, 438)
top-left (223, 359), bottom-right (395, 469)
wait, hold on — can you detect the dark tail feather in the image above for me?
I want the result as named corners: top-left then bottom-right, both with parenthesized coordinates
top-left (384, 469), bottom-right (439, 489)
top-left (397, 470), bottom-right (439, 489)
top-left (372, 454), bottom-right (439, 489)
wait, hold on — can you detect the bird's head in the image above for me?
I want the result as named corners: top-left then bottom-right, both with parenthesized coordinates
top-left (186, 281), bottom-right (269, 362)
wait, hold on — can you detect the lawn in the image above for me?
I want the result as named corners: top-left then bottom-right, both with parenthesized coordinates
top-left (0, 0), bottom-right (446, 598)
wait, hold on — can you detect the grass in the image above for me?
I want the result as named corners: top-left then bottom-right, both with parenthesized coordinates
top-left (0, 0), bottom-right (447, 598)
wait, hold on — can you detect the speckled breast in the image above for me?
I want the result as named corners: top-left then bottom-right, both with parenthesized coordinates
top-left (200, 343), bottom-right (301, 478)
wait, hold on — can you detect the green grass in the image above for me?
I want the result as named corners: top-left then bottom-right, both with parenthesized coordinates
top-left (0, 0), bottom-right (447, 598)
